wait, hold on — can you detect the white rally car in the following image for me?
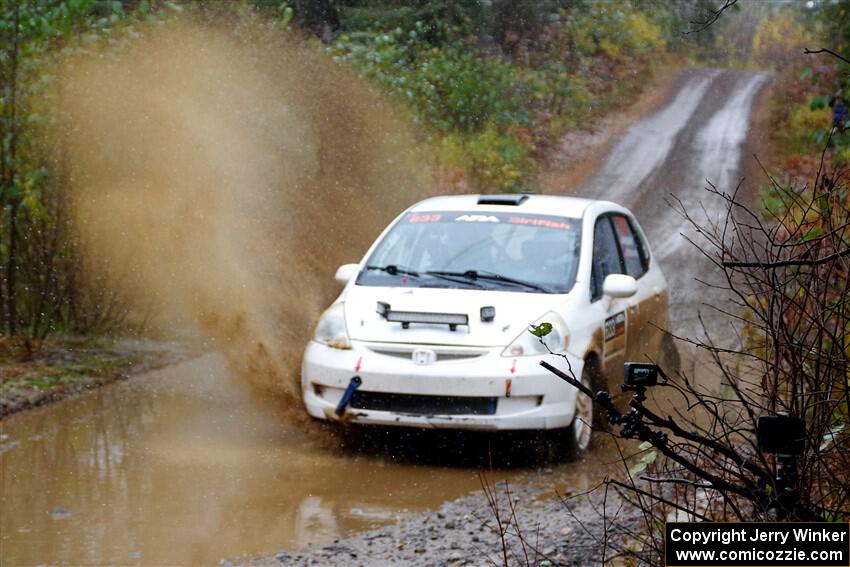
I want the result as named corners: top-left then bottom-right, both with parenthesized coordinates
top-left (301, 194), bottom-right (672, 452)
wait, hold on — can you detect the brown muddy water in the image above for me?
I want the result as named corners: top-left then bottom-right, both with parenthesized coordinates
top-left (0, 354), bottom-right (619, 566)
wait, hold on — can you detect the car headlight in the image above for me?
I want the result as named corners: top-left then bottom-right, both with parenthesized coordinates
top-left (501, 312), bottom-right (569, 357)
top-left (314, 303), bottom-right (352, 349)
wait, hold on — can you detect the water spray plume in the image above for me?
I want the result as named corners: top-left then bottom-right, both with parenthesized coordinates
top-left (58, 16), bottom-right (427, 418)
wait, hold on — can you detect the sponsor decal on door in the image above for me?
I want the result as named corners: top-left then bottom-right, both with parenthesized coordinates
top-left (603, 311), bottom-right (627, 359)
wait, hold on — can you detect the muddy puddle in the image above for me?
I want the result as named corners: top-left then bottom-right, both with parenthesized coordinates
top-left (0, 354), bottom-right (622, 566)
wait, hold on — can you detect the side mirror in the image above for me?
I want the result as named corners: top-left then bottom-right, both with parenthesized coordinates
top-left (602, 274), bottom-right (637, 299)
top-left (334, 264), bottom-right (359, 285)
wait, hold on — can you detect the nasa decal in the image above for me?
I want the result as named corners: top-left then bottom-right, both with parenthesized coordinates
top-left (455, 214), bottom-right (500, 223)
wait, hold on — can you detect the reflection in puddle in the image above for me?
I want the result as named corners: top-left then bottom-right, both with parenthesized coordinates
top-left (0, 354), bottom-right (624, 565)
top-left (0, 355), bottom-right (508, 565)
top-left (294, 497), bottom-right (341, 546)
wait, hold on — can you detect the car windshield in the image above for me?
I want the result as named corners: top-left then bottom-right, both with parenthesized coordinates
top-left (357, 211), bottom-right (581, 293)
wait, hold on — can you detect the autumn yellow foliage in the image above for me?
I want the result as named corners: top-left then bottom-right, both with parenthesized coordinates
top-left (752, 11), bottom-right (811, 66)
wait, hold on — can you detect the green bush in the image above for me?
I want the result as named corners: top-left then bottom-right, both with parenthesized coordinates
top-left (439, 127), bottom-right (532, 192)
top-left (332, 27), bottom-right (527, 134)
top-left (563, 0), bottom-right (665, 61)
top-left (772, 90), bottom-right (835, 157)
top-left (520, 63), bottom-right (593, 132)
top-left (330, 25), bottom-right (534, 190)
top-left (411, 45), bottom-right (526, 133)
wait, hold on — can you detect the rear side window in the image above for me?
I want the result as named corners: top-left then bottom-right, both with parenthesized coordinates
top-left (611, 214), bottom-right (649, 278)
top-left (591, 217), bottom-right (624, 300)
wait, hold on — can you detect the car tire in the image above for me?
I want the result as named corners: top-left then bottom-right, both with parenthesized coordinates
top-left (563, 362), bottom-right (596, 457)
top-left (658, 334), bottom-right (681, 378)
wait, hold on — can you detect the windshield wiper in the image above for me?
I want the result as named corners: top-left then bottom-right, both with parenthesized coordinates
top-left (365, 264), bottom-right (421, 277)
top-left (426, 269), bottom-right (552, 293)
top-left (423, 271), bottom-right (485, 288)
top-left (365, 265), bottom-right (482, 288)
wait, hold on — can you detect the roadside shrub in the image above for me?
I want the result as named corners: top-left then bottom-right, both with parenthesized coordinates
top-left (781, 98), bottom-right (833, 154)
top-left (407, 45), bottom-right (527, 134)
top-left (338, 4), bottom-right (427, 33)
top-left (331, 25), bottom-right (535, 190)
top-left (752, 10), bottom-right (811, 68)
top-left (833, 147), bottom-right (850, 168)
top-left (520, 62), bottom-right (593, 133)
top-left (329, 28), bottom-right (413, 90)
top-left (332, 28), bottom-right (527, 134)
top-left (563, 0), bottom-right (665, 61)
top-left (438, 127), bottom-right (532, 192)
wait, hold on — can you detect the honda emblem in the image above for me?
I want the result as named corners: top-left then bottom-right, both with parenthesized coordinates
top-left (412, 349), bottom-right (437, 365)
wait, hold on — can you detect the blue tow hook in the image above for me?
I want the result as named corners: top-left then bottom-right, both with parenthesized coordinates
top-left (335, 376), bottom-right (362, 417)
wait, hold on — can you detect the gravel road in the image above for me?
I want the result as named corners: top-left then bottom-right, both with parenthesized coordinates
top-left (250, 461), bottom-right (643, 567)
top-left (250, 67), bottom-right (771, 567)
top-left (580, 68), bottom-right (770, 340)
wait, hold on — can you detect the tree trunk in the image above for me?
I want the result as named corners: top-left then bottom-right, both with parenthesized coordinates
top-left (1, 2), bottom-right (20, 336)
top-left (5, 201), bottom-right (19, 336)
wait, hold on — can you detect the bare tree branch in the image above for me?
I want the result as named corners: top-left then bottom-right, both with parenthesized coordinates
top-left (722, 246), bottom-right (850, 268)
top-left (685, 0), bottom-right (738, 35)
top-left (804, 47), bottom-right (850, 66)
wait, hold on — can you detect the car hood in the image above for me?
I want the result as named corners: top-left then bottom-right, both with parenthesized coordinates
top-left (344, 285), bottom-right (563, 347)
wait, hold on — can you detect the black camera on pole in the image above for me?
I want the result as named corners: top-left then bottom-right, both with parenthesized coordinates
top-left (757, 413), bottom-right (806, 456)
top-left (623, 362), bottom-right (659, 388)
top-left (621, 362), bottom-right (659, 405)
top-left (756, 412), bottom-right (810, 520)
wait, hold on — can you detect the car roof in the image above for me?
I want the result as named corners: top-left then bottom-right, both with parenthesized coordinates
top-left (408, 194), bottom-right (606, 218)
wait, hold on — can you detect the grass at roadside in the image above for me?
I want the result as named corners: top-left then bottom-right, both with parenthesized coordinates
top-left (0, 337), bottom-right (193, 418)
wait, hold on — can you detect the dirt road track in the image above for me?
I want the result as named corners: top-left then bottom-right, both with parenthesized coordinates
top-left (580, 68), bottom-right (770, 340)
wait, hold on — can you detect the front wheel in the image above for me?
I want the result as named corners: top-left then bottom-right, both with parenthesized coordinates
top-left (564, 368), bottom-right (594, 455)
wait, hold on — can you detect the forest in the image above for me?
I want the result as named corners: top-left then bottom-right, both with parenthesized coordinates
top-left (1, 0), bottom-right (828, 347)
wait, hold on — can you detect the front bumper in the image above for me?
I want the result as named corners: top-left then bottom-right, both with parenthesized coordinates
top-left (301, 340), bottom-right (582, 431)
